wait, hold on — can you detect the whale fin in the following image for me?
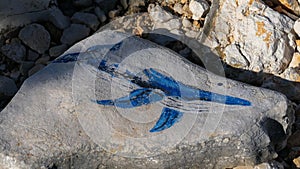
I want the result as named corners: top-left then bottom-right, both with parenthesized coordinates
top-left (94, 99), bottom-right (115, 106)
top-left (150, 107), bottom-right (183, 132)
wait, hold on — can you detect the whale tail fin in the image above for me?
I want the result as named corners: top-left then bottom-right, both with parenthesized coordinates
top-left (150, 107), bottom-right (183, 132)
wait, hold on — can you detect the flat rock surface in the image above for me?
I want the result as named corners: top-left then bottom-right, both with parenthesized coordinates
top-left (0, 30), bottom-right (294, 168)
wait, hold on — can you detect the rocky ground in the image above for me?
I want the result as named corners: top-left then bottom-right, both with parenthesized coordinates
top-left (1, 0), bottom-right (300, 168)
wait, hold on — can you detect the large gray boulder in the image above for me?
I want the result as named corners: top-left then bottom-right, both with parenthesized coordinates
top-left (0, 30), bottom-right (294, 168)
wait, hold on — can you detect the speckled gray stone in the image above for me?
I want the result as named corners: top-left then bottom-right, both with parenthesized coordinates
top-left (60, 24), bottom-right (90, 45)
top-left (0, 30), bottom-right (294, 169)
top-left (189, 0), bottom-right (210, 20)
top-left (19, 24), bottom-right (51, 54)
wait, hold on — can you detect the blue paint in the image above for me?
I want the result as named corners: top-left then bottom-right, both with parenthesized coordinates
top-left (126, 88), bottom-right (164, 107)
top-left (142, 69), bottom-right (181, 97)
top-left (149, 107), bottom-right (183, 132)
top-left (52, 52), bottom-right (80, 63)
top-left (96, 66), bottom-right (251, 107)
top-left (126, 68), bottom-right (251, 106)
top-left (98, 88), bottom-right (164, 109)
top-left (109, 41), bottom-right (123, 51)
top-left (98, 60), bottom-right (119, 76)
top-left (95, 65), bottom-right (251, 132)
top-left (95, 100), bottom-right (114, 106)
top-left (53, 38), bottom-right (252, 132)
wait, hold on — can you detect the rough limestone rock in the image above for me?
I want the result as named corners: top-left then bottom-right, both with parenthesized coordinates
top-left (200, 0), bottom-right (295, 74)
top-left (148, 4), bottom-right (173, 23)
top-left (189, 0), bottom-right (210, 20)
top-left (0, 30), bottom-right (294, 168)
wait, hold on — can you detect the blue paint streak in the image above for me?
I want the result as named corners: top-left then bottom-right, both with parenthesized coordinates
top-left (109, 41), bottom-right (123, 51)
top-left (98, 60), bottom-right (119, 76)
top-left (95, 100), bottom-right (114, 106)
top-left (143, 69), bottom-right (181, 97)
top-left (149, 107), bottom-right (183, 132)
top-left (97, 88), bottom-right (164, 108)
top-left (141, 68), bottom-right (251, 106)
top-left (96, 60), bottom-right (251, 132)
top-left (52, 52), bottom-right (80, 63)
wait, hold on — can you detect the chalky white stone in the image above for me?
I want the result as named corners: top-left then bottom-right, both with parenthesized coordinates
top-left (200, 0), bottom-right (295, 74)
top-left (189, 0), bottom-right (210, 20)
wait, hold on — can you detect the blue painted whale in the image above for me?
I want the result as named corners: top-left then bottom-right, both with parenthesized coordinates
top-left (54, 39), bottom-right (251, 133)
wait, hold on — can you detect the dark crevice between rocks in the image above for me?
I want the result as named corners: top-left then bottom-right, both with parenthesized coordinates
top-left (260, 117), bottom-right (287, 151)
top-left (42, 22), bottom-right (63, 45)
top-left (47, 164), bottom-right (58, 169)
